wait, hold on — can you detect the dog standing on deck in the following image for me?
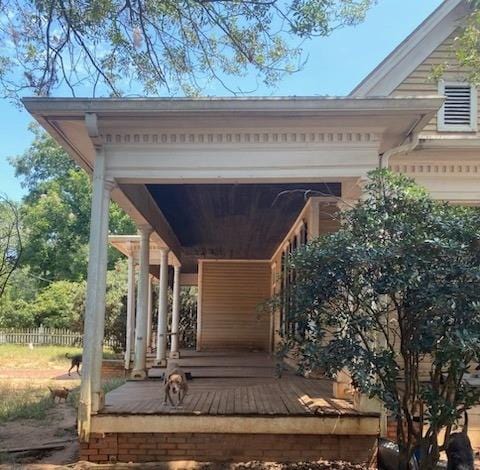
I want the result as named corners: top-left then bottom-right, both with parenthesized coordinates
top-left (65, 352), bottom-right (82, 376)
top-left (163, 362), bottom-right (188, 407)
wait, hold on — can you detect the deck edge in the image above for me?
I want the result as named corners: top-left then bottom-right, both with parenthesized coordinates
top-left (91, 414), bottom-right (380, 435)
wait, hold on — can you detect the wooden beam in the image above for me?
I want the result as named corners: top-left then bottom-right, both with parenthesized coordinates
top-left (119, 183), bottom-right (182, 260)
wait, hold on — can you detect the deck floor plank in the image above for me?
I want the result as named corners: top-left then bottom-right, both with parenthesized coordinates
top-left (209, 390), bottom-right (222, 415)
top-left (258, 384), bottom-right (275, 415)
top-left (225, 388), bottom-right (235, 415)
top-left (102, 350), bottom-right (370, 418)
top-left (264, 382), bottom-right (289, 415)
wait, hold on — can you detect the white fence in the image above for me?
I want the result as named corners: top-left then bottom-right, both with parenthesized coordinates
top-left (0, 326), bottom-right (121, 349)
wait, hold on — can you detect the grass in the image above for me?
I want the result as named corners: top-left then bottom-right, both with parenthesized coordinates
top-left (0, 382), bottom-right (55, 423)
top-left (0, 344), bottom-right (125, 424)
top-left (0, 377), bottom-right (125, 424)
top-left (0, 344), bottom-right (118, 369)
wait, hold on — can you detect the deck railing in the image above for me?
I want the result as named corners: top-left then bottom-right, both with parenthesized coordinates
top-left (0, 326), bottom-right (121, 349)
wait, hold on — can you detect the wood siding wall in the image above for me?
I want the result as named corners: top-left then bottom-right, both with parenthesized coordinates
top-left (198, 261), bottom-right (271, 351)
top-left (392, 30), bottom-right (480, 135)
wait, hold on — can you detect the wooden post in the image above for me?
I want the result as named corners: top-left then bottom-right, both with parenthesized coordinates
top-left (155, 247), bottom-right (169, 366)
top-left (131, 225), bottom-right (152, 379)
top-left (124, 252), bottom-right (136, 370)
top-left (170, 265), bottom-right (181, 359)
top-left (146, 275), bottom-right (153, 352)
top-left (78, 146), bottom-right (113, 441)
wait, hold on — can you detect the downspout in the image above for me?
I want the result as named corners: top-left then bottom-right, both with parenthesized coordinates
top-left (378, 116), bottom-right (423, 169)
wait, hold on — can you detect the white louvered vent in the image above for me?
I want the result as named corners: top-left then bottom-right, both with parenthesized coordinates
top-left (438, 81), bottom-right (477, 132)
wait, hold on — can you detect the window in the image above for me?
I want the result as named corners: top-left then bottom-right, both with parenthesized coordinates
top-left (438, 81), bottom-right (477, 132)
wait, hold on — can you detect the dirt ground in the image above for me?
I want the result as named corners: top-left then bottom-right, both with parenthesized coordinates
top-left (0, 368), bottom-right (80, 469)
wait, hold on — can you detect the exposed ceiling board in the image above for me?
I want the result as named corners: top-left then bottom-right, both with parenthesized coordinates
top-left (147, 183), bottom-right (341, 266)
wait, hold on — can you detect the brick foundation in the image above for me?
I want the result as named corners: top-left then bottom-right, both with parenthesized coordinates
top-left (80, 432), bottom-right (377, 465)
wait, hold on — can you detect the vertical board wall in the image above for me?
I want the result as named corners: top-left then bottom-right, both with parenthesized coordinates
top-left (197, 260), bottom-right (271, 351)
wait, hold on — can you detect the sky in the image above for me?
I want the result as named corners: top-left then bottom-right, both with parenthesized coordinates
top-left (0, 0), bottom-right (443, 201)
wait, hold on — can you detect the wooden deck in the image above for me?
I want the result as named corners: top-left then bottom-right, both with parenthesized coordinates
top-left (101, 350), bottom-right (374, 418)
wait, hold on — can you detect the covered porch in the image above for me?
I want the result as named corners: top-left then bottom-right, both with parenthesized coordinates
top-left (23, 95), bottom-right (443, 464)
top-left (87, 350), bottom-right (379, 464)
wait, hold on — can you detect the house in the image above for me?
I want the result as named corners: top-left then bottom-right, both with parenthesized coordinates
top-left (22, 0), bottom-right (480, 465)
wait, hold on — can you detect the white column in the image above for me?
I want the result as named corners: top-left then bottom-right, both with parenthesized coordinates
top-left (124, 253), bottom-right (136, 369)
top-left (146, 275), bottom-right (153, 352)
top-left (131, 225), bottom-right (152, 379)
top-left (170, 265), bottom-right (181, 359)
top-left (78, 147), bottom-right (113, 441)
top-left (155, 247), bottom-right (170, 366)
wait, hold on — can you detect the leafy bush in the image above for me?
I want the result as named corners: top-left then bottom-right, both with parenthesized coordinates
top-left (277, 170), bottom-right (480, 469)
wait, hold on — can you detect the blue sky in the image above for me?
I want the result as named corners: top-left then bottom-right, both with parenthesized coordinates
top-left (0, 0), bottom-right (443, 201)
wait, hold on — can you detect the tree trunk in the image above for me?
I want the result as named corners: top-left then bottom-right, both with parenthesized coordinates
top-left (418, 434), bottom-right (440, 470)
top-left (398, 449), bottom-right (411, 470)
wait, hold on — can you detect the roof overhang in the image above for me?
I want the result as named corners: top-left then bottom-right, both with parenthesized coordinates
top-left (23, 95), bottom-right (444, 167)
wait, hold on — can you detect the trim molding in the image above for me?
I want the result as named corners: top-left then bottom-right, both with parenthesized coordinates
top-left (390, 162), bottom-right (480, 176)
top-left (102, 131), bottom-right (379, 146)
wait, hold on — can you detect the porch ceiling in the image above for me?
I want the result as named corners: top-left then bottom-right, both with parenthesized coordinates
top-left (145, 182), bottom-right (340, 270)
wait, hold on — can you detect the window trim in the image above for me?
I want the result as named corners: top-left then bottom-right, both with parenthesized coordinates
top-left (437, 80), bottom-right (477, 132)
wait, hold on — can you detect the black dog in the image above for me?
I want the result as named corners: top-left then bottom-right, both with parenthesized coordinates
top-left (446, 412), bottom-right (474, 470)
top-left (66, 353), bottom-right (82, 376)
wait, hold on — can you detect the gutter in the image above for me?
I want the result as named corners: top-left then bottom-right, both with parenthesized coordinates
top-left (378, 133), bottom-right (420, 169)
top-left (378, 114), bottom-right (425, 169)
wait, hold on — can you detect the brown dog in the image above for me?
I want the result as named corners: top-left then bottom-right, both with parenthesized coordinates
top-left (48, 386), bottom-right (70, 403)
top-left (163, 363), bottom-right (188, 407)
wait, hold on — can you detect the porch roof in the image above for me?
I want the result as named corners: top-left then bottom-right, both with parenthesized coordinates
top-left (24, 95), bottom-right (444, 270)
top-left (23, 95), bottom-right (444, 172)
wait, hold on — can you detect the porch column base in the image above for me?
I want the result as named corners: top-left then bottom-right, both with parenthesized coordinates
top-left (154, 358), bottom-right (167, 367)
top-left (130, 369), bottom-right (147, 380)
top-left (169, 351), bottom-right (181, 360)
top-left (92, 391), bottom-right (105, 412)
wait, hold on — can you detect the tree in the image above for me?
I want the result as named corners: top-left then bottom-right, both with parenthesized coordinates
top-left (0, 194), bottom-right (22, 299)
top-left (0, 0), bottom-right (375, 102)
top-left (33, 279), bottom-right (85, 328)
top-left (278, 170), bottom-right (480, 469)
top-left (10, 124), bottom-right (136, 283)
top-left (430, 2), bottom-right (480, 85)
top-left (0, 126), bottom-right (135, 345)
top-left (454, 7), bottom-right (480, 85)
top-left (0, 267), bottom-right (40, 327)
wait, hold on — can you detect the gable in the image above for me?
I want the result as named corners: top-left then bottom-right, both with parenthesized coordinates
top-left (350, 0), bottom-right (471, 97)
top-left (392, 31), bottom-right (480, 135)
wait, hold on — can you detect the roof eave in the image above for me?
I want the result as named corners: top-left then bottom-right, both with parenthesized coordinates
top-left (22, 95), bottom-right (444, 117)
